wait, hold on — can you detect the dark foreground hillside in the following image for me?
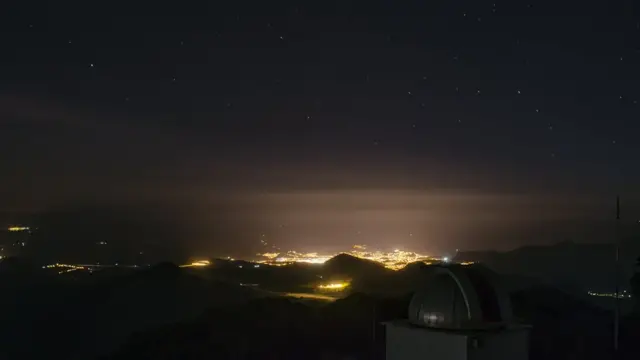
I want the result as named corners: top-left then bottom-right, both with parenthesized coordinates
top-left (2, 257), bottom-right (639, 360)
top-left (0, 260), bottom-right (265, 360)
top-left (108, 284), bottom-right (640, 360)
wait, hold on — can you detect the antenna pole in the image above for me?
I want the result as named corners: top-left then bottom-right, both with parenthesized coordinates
top-left (614, 195), bottom-right (620, 354)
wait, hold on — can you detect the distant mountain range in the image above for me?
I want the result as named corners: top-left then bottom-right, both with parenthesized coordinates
top-left (455, 239), bottom-right (640, 297)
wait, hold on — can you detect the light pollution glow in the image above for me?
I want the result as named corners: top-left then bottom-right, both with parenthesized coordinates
top-left (255, 245), bottom-right (454, 270)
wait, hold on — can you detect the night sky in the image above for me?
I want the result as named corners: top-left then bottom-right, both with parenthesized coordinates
top-left (1, 1), bottom-right (639, 258)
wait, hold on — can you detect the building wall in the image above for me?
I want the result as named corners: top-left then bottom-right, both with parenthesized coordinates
top-left (385, 322), bottom-right (467, 360)
top-left (385, 321), bottom-right (529, 360)
top-left (468, 328), bottom-right (529, 360)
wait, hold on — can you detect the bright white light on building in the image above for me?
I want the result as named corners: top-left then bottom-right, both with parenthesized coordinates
top-left (443, 257), bottom-right (450, 263)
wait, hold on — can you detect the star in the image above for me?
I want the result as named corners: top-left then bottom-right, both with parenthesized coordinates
top-left (517, 90), bottom-right (521, 94)
top-left (89, 63), bottom-right (94, 68)
top-left (535, 109), bottom-right (540, 113)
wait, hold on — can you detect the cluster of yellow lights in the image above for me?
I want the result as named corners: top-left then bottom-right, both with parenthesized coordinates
top-left (255, 251), bottom-right (331, 266)
top-left (317, 282), bottom-right (350, 290)
top-left (588, 290), bottom-right (632, 299)
top-left (43, 263), bottom-right (86, 274)
top-left (179, 260), bottom-right (211, 268)
top-left (8, 226), bottom-right (29, 232)
top-left (257, 245), bottom-right (451, 270)
top-left (43, 263), bottom-right (86, 270)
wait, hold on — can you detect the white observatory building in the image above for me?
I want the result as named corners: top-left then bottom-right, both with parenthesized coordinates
top-left (384, 265), bottom-right (530, 360)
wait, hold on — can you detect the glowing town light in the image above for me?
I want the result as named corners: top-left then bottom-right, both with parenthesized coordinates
top-left (179, 260), bottom-right (210, 268)
top-left (258, 245), bottom-right (441, 270)
top-left (443, 257), bottom-right (450, 263)
top-left (8, 226), bottom-right (29, 232)
top-left (317, 282), bottom-right (350, 291)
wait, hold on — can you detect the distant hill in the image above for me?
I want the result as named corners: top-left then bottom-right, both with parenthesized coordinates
top-left (323, 253), bottom-right (388, 278)
top-left (456, 239), bottom-right (640, 299)
top-left (321, 254), bottom-right (399, 296)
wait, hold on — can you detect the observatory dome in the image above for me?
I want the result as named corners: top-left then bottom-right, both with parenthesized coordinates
top-left (408, 265), bottom-right (512, 330)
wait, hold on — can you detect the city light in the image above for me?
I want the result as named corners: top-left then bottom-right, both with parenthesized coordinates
top-left (257, 245), bottom-right (444, 270)
top-left (43, 263), bottom-right (87, 274)
top-left (8, 226), bottom-right (29, 232)
top-left (588, 290), bottom-right (632, 299)
top-left (317, 282), bottom-right (350, 291)
top-left (180, 260), bottom-right (211, 268)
